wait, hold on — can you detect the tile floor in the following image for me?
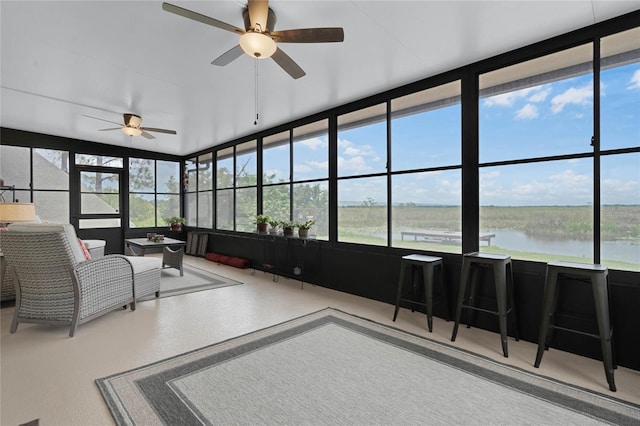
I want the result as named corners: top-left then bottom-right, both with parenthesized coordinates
top-left (1, 254), bottom-right (638, 425)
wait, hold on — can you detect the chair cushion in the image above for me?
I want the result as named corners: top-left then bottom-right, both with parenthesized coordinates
top-left (126, 256), bottom-right (162, 274)
top-left (8, 223), bottom-right (85, 264)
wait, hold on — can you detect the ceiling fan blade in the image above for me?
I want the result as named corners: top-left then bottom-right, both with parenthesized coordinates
top-left (162, 2), bottom-right (244, 35)
top-left (140, 127), bottom-right (177, 135)
top-left (83, 115), bottom-right (122, 126)
top-left (247, 0), bottom-right (269, 31)
top-left (212, 45), bottom-right (244, 66)
top-left (98, 128), bottom-right (122, 131)
top-left (272, 48), bottom-right (306, 79)
top-left (271, 28), bottom-right (344, 43)
top-left (140, 131), bottom-right (156, 140)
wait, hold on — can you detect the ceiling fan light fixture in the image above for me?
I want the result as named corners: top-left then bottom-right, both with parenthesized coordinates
top-left (122, 126), bottom-right (142, 137)
top-left (239, 31), bottom-right (277, 59)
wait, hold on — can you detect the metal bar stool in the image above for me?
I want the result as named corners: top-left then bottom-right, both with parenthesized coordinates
top-left (393, 254), bottom-right (450, 332)
top-left (451, 252), bottom-right (519, 357)
top-left (534, 261), bottom-right (616, 392)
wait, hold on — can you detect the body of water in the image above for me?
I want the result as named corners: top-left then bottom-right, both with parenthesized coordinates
top-left (489, 230), bottom-right (640, 265)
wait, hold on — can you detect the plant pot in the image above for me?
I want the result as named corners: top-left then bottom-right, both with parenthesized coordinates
top-left (283, 226), bottom-right (294, 237)
top-left (257, 223), bottom-right (268, 233)
top-left (298, 228), bottom-right (309, 239)
top-left (269, 228), bottom-right (278, 236)
top-left (170, 223), bottom-right (182, 231)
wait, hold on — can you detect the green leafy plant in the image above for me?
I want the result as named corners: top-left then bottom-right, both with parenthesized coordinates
top-left (280, 220), bottom-right (296, 228)
top-left (253, 214), bottom-right (271, 225)
top-left (164, 216), bottom-right (186, 225)
top-left (296, 219), bottom-right (316, 230)
top-left (267, 218), bottom-right (280, 228)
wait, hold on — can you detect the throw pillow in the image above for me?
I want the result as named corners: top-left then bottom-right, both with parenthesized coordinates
top-left (77, 238), bottom-right (92, 260)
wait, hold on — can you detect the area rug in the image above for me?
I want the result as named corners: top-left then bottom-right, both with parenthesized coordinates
top-left (138, 265), bottom-right (242, 301)
top-left (96, 308), bottom-right (640, 425)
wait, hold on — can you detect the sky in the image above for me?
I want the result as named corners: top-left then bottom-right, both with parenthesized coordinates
top-left (277, 63), bottom-right (639, 207)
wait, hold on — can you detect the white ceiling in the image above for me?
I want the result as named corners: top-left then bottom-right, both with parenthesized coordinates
top-left (2, 1), bottom-right (639, 156)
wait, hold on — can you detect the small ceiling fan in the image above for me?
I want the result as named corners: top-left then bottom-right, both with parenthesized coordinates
top-left (162, 0), bottom-right (344, 79)
top-left (84, 113), bottom-right (177, 139)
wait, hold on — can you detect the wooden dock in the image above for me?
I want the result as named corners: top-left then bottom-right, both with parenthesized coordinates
top-left (400, 230), bottom-right (495, 246)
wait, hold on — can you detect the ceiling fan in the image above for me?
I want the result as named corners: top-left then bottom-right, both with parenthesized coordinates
top-left (162, 0), bottom-right (344, 79)
top-left (84, 113), bottom-right (177, 139)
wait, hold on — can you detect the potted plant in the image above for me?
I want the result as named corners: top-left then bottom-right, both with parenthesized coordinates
top-left (296, 219), bottom-right (316, 239)
top-left (165, 216), bottom-right (186, 231)
top-left (281, 220), bottom-right (296, 237)
top-left (267, 219), bottom-right (280, 235)
top-left (254, 214), bottom-right (270, 233)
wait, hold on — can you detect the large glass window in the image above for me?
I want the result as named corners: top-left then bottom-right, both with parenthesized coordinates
top-left (235, 141), bottom-right (257, 232)
top-left (293, 120), bottom-right (328, 181)
top-left (337, 176), bottom-right (387, 246)
top-left (198, 153), bottom-right (213, 228)
top-left (390, 81), bottom-right (462, 253)
top-left (33, 148), bottom-right (70, 223)
top-left (129, 158), bottom-right (180, 228)
top-left (216, 148), bottom-right (233, 230)
top-left (479, 44), bottom-right (596, 263)
top-left (185, 157), bottom-right (198, 226)
top-left (600, 27), bottom-right (640, 271)
top-left (480, 44), bottom-right (594, 163)
top-left (0, 145), bottom-right (30, 202)
top-left (338, 104), bottom-right (387, 177)
top-left (337, 104), bottom-right (388, 244)
top-left (600, 27), bottom-right (640, 151)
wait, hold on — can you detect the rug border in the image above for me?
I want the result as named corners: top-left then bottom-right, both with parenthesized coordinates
top-left (96, 307), bottom-right (640, 425)
top-left (139, 264), bottom-right (243, 301)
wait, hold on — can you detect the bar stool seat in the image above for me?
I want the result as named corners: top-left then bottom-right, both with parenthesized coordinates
top-left (534, 261), bottom-right (616, 392)
top-left (451, 252), bottom-right (519, 357)
top-left (393, 254), bottom-right (450, 332)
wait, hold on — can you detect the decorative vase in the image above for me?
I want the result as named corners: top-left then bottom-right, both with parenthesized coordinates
top-left (257, 223), bottom-right (268, 233)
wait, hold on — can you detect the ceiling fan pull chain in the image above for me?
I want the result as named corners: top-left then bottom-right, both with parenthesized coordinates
top-left (254, 58), bottom-right (259, 125)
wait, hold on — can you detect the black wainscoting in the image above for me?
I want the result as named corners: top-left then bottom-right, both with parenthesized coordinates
top-left (202, 230), bottom-right (640, 371)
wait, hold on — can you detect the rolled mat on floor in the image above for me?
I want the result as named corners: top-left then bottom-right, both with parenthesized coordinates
top-left (205, 252), bottom-right (250, 269)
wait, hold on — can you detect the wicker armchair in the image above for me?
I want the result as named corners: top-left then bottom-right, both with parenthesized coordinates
top-left (1, 223), bottom-right (136, 337)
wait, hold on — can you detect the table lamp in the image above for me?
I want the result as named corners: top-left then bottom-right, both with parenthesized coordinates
top-left (0, 202), bottom-right (37, 226)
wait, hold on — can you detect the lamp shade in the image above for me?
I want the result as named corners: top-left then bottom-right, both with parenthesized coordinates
top-left (122, 127), bottom-right (143, 137)
top-left (239, 32), bottom-right (277, 59)
top-left (0, 203), bottom-right (37, 223)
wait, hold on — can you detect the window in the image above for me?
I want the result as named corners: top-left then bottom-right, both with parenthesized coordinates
top-left (216, 148), bottom-right (234, 230)
top-left (338, 104), bottom-right (387, 178)
top-left (33, 148), bottom-right (70, 223)
top-left (235, 141), bottom-right (257, 232)
top-left (185, 157), bottom-right (198, 226)
top-left (292, 121), bottom-right (329, 239)
top-left (337, 104), bottom-right (388, 244)
top-left (198, 153), bottom-right (213, 228)
top-left (390, 81), bottom-right (462, 253)
top-left (0, 145), bottom-right (31, 203)
top-left (600, 27), bottom-right (640, 271)
top-left (263, 131), bottom-right (291, 222)
top-left (479, 43), bottom-right (595, 263)
top-left (129, 158), bottom-right (180, 228)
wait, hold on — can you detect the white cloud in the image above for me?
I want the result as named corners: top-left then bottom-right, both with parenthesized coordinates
top-left (515, 104), bottom-right (538, 120)
top-left (307, 160), bottom-right (328, 170)
top-left (337, 156), bottom-right (370, 173)
top-left (627, 69), bottom-right (640, 91)
top-left (528, 87), bottom-right (551, 103)
top-left (484, 85), bottom-right (549, 107)
top-left (293, 164), bottom-right (312, 173)
top-left (297, 137), bottom-right (326, 150)
top-left (551, 84), bottom-right (592, 113)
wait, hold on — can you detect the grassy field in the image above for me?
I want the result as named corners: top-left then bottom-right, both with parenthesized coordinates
top-left (337, 205), bottom-right (640, 271)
